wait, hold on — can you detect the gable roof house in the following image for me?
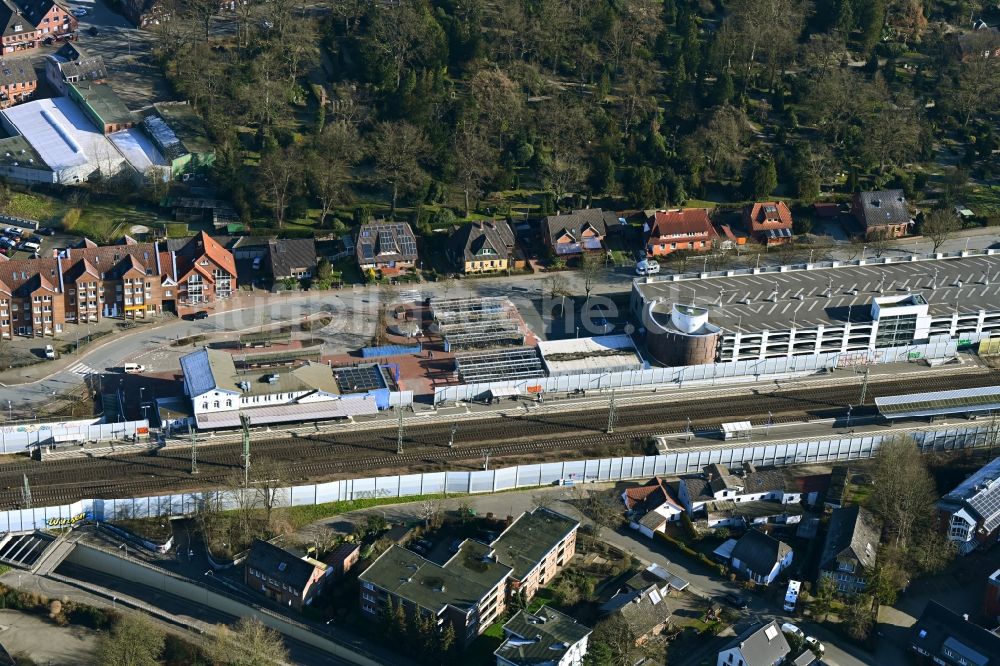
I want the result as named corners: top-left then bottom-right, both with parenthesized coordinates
top-left (622, 477), bottom-right (685, 538)
top-left (910, 600), bottom-right (1000, 666)
top-left (938, 456), bottom-right (1000, 555)
top-left (355, 221), bottom-right (418, 273)
top-left (729, 529), bottom-right (793, 586)
top-left (44, 43), bottom-right (106, 97)
top-left (495, 607), bottom-right (592, 666)
top-left (646, 208), bottom-right (718, 257)
top-left (716, 621), bottom-right (798, 666)
top-left (743, 201), bottom-right (793, 246)
top-left (601, 584), bottom-right (676, 645)
top-left (245, 539), bottom-right (331, 611)
top-left (543, 209), bottom-right (611, 256)
top-left (448, 219), bottom-right (516, 274)
top-left (267, 238), bottom-right (316, 281)
top-left (819, 506), bottom-right (882, 594)
top-left (852, 190), bottom-right (912, 239)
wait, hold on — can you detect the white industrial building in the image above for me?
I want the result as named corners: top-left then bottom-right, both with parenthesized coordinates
top-left (108, 128), bottom-right (169, 182)
top-left (0, 97), bottom-right (128, 184)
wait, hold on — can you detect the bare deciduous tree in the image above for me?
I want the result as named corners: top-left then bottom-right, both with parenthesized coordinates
top-left (369, 121), bottom-right (430, 214)
top-left (870, 436), bottom-right (937, 549)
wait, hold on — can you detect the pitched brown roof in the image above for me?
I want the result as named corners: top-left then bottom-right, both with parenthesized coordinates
top-left (649, 209), bottom-right (717, 239)
top-left (188, 231), bottom-right (237, 277)
top-left (743, 202), bottom-right (793, 233)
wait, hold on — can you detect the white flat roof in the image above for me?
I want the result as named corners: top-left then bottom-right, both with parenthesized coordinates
top-left (109, 127), bottom-right (167, 173)
top-left (194, 397), bottom-right (378, 429)
top-left (537, 334), bottom-right (645, 375)
top-left (3, 97), bottom-right (122, 172)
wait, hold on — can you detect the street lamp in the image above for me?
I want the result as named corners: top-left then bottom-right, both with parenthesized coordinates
top-left (846, 404), bottom-right (853, 428)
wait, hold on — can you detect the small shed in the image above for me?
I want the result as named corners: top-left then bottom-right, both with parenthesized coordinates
top-left (721, 421), bottom-right (752, 441)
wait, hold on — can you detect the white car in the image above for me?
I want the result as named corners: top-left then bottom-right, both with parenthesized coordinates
top-left (805, 636), bottom-right (825, 655)
top-left (635, 259), bottom-right (660, 276)
top-left (781, 623), bottom-right (804, 640)
top-left (71, 7), bottom-right (88, 16)
top-left (44, 344), bottom-right (55, 360)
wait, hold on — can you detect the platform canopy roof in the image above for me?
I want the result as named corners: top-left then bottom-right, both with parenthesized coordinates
top-left (876, 386), bottom-right (1000, 419)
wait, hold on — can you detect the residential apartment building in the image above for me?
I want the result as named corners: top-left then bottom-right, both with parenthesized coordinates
top-left (0, 231), bottom-right (236, 338)
top-left (938, 456), bottom-right (1000, 555)
top-left (646, 208), bottom-right (718, 257)
top-left (818, 506), bottom-right (882, 594)
top-left (359, 508), bottom-right (579, 647)
top-left (359, 541), bottom-right (512, 648)
top-left (0, 0), bottom-right (76, 55)
top-left (245, 539), bottom-right (331, 611)
top-left (0, 56), bottom-right (34, 108)
top-left (492, 508), bottom-right (579, 602)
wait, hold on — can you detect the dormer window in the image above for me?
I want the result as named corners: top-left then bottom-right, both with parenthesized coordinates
top-left (13, 25), bottom-right (22, 32)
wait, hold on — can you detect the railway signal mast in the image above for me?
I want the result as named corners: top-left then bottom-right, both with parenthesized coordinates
top-left (396, 408), bottom-right (404, 455)
top-left (606, 389), bottom-right (617, 434)
top-left (240, 414), bottom-right (251, 487)
top-left (21, 474), bottom-right (30, 509)
top-left (189, 422), bottom-right (198, 475)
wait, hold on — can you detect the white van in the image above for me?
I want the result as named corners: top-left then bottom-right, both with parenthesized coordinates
top-left (635, 259), bottom-right (660, 276)
top-left (783, 580), bottom-right (801, 612)
top-left (123, 363), bottom-right (146, 374)
top-left (20, 241), bottom-right (39, 253)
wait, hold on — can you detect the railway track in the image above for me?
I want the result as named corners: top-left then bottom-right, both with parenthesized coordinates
top-left (1, 368), bottom-right (996, 509)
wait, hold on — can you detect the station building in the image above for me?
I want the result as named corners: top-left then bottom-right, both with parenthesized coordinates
top-left (633, 254), bottom-right (1000, 366)
top-left (180, 347), bottom-right (398, 429)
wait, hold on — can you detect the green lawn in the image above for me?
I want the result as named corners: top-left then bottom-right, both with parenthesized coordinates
top-left (5, 192), bottom-right (65, 222)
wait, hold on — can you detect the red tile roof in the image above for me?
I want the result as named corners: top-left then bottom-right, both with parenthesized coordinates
top-left (624, 477), bottom-right (683, 512)
top-left (649, 209), bottom-right (717, 239)
top-left (743, 201), bottom-right (793, 233)
top-left (194, 231), bottom-right (237, 278)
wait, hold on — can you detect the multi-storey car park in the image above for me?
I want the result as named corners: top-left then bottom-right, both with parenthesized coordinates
top-left (633, 253), bottom-right (1000, 365)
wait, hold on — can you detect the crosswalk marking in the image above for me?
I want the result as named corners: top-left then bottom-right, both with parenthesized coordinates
top-left (66, 362), bottom-right (97, 376)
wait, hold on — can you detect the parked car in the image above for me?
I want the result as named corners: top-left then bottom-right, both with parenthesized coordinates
top-left (37, 227), bottom-right (55, 236)
top-left (123, 363), bottom-right (146, 374)
top-left (184, 310), bottom-right (210, 321)
top-left (723, 591), bottom-right (749, 609)
top-left (804, 636), bottom-right (825, 655)
top-left (87, 26), bottom-right (99, 36)
top-left (44, 344), bottom-right (55, 360)
top-left (5, 227), bottom-right (21, 237)
top-left (781, 623), bottom-right (804, 640)
top-left (635, 259), bottom-right (660, 276)
top-left (252, 256), bottom-right (262, 270)
top-left (71, 7), bottom-right (87, 16)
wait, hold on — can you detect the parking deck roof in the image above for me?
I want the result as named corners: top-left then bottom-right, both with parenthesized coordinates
top-left (634, 254), bottom-right (1000, 333)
